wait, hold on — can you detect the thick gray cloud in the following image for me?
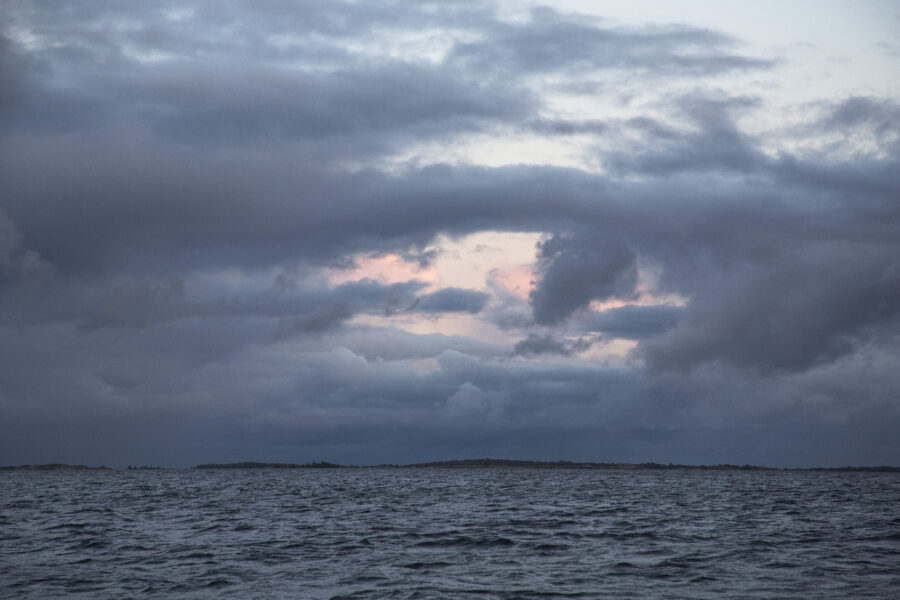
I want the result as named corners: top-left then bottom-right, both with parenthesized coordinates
top-left (511, 334), bottom-right (596, 357)
top-left (134, 61), bottom-right (535, 147)
top-left (3, 336), bottom-right (896, 466)
top-left (411, 287), bottom-right (490, 314)
top-left (819, 96), bottom-right (900, 144)
top-left (0, 208), bottom-right (52, 287)
top-left (448, 7), bottom-right (773, 77)
top-left (530, 230), bottom-right (638, 325)
top-left (74, 276), bottom-right (489, 337)
top-left (1, 0), bottom-right (898, 467)
top-left (589, 305), bottom-right (683, 340)
top-left (605, 95), bottom-right (767, 176)
top-left (641, 251), bottom-right (900, 373)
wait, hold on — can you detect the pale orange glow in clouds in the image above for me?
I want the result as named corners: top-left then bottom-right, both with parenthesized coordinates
top-left (325, 253), bottom-right (440, 291)
top-left (589, 263), bottom-right (689, 312)
top-left (323, 232), bottom-right (684, 353)
top-left (487, 264), bottom-right (534, 300)
top-left (321, 231), bottom-right (542, 346)
top-left (326, 231), bottom-right (541, 297)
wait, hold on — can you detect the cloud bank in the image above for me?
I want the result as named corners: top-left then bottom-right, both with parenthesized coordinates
top-left (1, 1), bottom-right (898, 467)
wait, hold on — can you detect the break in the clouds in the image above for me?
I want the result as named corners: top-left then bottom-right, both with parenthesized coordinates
top-left (1, 0), bottom-right (899, 467)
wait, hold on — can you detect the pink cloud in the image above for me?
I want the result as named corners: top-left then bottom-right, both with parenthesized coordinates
top-left (487, 264), bottom-right (535, 300)
top-left (326, 253), bottom-right (440, 290)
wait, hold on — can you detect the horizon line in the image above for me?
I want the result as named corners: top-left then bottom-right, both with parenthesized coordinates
top-left (3, 458), bottom-right (900, 472)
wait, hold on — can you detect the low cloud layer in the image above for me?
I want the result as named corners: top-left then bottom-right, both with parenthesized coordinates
top-left (1, 1), bottom-right (898, 467)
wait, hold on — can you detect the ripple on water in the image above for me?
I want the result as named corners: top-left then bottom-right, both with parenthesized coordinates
top-left (1, 469), bottom-right (899, 599)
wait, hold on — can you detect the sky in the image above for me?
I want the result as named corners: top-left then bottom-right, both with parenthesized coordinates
top-left (1, 1), bottom-right (899, 468)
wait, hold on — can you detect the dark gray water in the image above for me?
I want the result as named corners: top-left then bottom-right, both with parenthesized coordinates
top-left (2, 469), bottom-right (898, 599)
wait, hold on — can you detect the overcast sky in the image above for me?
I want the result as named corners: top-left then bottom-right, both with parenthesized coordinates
top-left (2, 1), bottom-right (899, 467)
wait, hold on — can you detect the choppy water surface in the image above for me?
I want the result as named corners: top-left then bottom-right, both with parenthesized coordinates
top-left (2, 468), bottom-right (898, 599)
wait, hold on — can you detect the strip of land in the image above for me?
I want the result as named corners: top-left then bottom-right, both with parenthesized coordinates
top-left (2, 460), bottom-right (898, 472)
top-left (195, 459), bottom-right (900, 471)
top-left (195, 461), bottom-right (344, 469)
top-left (0, 464), bottom-right (110, 470)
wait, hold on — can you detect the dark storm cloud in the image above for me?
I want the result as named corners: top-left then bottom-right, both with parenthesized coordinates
top-left (1, 0), bottom-right (898, 467)
top-left (79, 279), bottom-right (186, 330)
top-left (0, 147), bottom-right (605, 278)
top-left (530, 230), bottom-right (638, 325)
top-left (0, 1), bottom-right (531, 148)
top-left (0, 209), bottom-right (52, 287)
top-left (4, 127), bottom-right (898, 371)
top-left (0, 32), bottom-right (109, 135)
top-left (518, 92), bottom-right (900, 372)
top-left (512, 333), bottom-right (570, 356)
top-left (511, 333), bottom-right (596, 357)
top-left (135, 61), bottom-right (534, 145)
top-left (640, 251), bottom-right (900, 373)
top-left (411, 287), bottom-right (490, 314)
top-left (75, 276), bottom-right (490, 336)
top-left (3, 319), bottom-right (898, 466)
top-left (305, 279), bottom-right (424, 317)
top-left (589, 305), bottom-right (683, 340)
top-left (275, 303), bottom-right (354, 337)
top-left (0, 0), bottom-right (779, 282)
top-left (521, 168), bottom-right (900, 372)
top-left (0, 0), bottom-right (773, 148)
top-left (4, 126), bottom-right (898, 376)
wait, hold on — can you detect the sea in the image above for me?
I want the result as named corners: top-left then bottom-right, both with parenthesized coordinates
top-left (1, 468), bottom-right (898, 599)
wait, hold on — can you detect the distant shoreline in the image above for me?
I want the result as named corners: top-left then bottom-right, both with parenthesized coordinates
top-left (0, 464), bottom-right (111, 471)
top-left (3, 459), bottom-right (899, 472)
